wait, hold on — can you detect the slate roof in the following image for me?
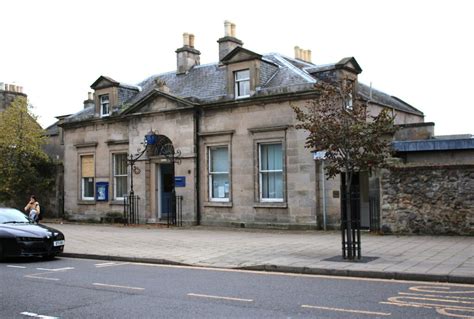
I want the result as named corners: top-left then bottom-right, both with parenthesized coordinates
top-left (358, 83), bottom-right (423, 116)
top-left (64, 52), bottom-right (423, 123)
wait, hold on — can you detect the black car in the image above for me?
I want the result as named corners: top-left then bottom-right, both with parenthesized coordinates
top-left (0, 207), bottom-right (65, 260)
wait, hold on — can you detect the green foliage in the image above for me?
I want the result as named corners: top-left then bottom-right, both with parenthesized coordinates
top-left (0, 97), bottom-right (55, 207)
top-left (292, 81), bottom-right (397, 183)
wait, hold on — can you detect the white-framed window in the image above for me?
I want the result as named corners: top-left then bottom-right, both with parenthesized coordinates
top-left (113, 153), bottom-right (128, 200)
top-left (81, 155), bottom-right (95, 200)
top-left (208, 146), bottom-right (230, 201)
top-left (234, 69), bottom-right (250, 98)
top-left (100, 94), bottom-right (110, 117)
top-left (259, 143), bottom-right (283, 202)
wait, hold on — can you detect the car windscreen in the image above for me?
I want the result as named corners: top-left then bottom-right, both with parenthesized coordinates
top-left (0, 208), bottom-right (32, 224)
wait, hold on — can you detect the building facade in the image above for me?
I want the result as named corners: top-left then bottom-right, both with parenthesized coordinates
top-left (60, 22), bottom-right (424, 229)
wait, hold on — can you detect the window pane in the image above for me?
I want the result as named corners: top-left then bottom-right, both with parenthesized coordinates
top-left (81, 155), bottom-right (94, 177)
top-left (83, 177), bottom-right (94, 198)
top-left (261, 172), bottom-right (283, 199)
top-left (210, 147), bottom-right (228, 172)
top-left (116, 176), bottom-right (127, 198)
top-left (261, 144), bottom-right (282, 170)
top-left (235, 70), bottom-right (249, 80)
top-left (212, 174), bottom-right (229, 199)
top-left (239, 81), bottom-right (250, 97)
top-left (115, 154), bottom-right (127, 175)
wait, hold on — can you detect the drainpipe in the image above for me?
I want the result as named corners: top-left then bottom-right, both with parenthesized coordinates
top-left (194, 107), bottom-right (201, 225)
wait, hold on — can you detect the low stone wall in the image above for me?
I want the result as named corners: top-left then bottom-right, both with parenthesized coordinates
top-left (381, 164), bottom-right (474, 235)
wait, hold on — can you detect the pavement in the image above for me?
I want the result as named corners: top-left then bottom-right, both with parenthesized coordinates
top-left (44, 221), bottom-right (474, 284)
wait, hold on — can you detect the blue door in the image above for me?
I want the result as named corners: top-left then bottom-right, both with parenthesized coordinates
top-left (160, 164), bottom-right (175, 219)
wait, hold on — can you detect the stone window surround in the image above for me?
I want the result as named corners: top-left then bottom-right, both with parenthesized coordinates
top-left (201, 130), bottom-right (233, 208)
top-left (249, 125), bottom-right (288, 208)
top-left (234, 69), bottom-right (250, 99)
top-left (78, 152), bottom-right (96, 204)
top-left (106, 140), bottom-right (129, 205)
top-left (99, 94), bottom-right (110, 117)
top-left (112, 152), bottom-right (128, 202)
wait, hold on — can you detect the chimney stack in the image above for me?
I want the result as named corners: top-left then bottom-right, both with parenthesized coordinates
top-left (176, 32), bottom-right (201, 74)
top-left (217, 20), bottom-right (243, 61)
top-left (294, 46), bottom-right (312, 63)
top-left (84, 92), bottom-right (94, 109)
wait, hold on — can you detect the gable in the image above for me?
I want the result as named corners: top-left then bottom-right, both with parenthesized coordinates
top-left (221, 47), bottom-right (262, 65)
top-left (90, 76), bottom-right (120, 90)
top-left (121, 89), bottom-right (195, 115)
top-left (335, 57), bottom-right (362, 74)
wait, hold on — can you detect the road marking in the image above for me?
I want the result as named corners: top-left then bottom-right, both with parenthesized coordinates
top-left (24, 275), bottom-right (59, 281)
top-left (301, 305), bottom-right (391, 316)
top-left (409, 286), bottom-right (474, 294)
top-left (399, 292), bottom-right (474, 300)
top-left (388, 295), bottom-right (474, 305)
top-left (436, 307), bottom-right (474, 318)
top-left (382, 300), bottom-right (474, 311)
top-left (92, 283), bottom-right (145, 291)
top-left (187, 293), bottom-right (253, 302)
top-left (95, 262), bottom-right (130, 268)
top-left (7, 265), bottom-right (27, 269)
top-left (20, 311), bottom-right (58, 318)
top-left (36, 267), bottom-right (74, 272)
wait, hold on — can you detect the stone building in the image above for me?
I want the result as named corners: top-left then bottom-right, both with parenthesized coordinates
top-left (60, 22), bottom-right (424, 229)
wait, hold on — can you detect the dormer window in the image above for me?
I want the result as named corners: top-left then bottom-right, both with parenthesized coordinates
top-left (234, 69), bottom-right (250, 98)
top-left (100, 94), bottom-right (110, 117)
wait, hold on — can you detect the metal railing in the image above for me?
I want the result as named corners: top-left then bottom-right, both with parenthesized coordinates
top-left (341, 185), bottom-right (361, 260)
top-left (167, 195), bottom-right (183, 227)
top-left (124, 194), bottom-right (140, 225)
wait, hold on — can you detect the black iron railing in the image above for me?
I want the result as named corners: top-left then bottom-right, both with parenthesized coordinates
top-left (341, 185), bottom-right (361, 259)
top-left (124, 194), bottom-right (140, 225)
top-left (167, 195), bottom-right (183, 227)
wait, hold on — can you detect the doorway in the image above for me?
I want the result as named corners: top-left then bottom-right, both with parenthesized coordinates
top-left (155, 163), bottom-right (175, 220)
top-left (341, 172), bottom-right (372, 230)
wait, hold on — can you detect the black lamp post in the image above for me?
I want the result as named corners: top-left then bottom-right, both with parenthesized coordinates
top-left (128, 130), bottom-right (157, 197)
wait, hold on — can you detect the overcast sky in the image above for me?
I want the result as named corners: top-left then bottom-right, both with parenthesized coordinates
top-left (1, 0), bottom-right (472, 136)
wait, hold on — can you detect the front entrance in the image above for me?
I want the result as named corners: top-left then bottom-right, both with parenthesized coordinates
top-left (155, 163), bottom-right (175, 220)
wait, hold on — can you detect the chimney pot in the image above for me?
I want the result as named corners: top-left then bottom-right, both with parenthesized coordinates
top-left (224, 20), bottom-right (232, 37)
top-left (230, 23), bottom-right (236, 37)
top-left (182, 33), bottom-right (190, 46)
top-left (303, 50), bottom-right (308, 62)
top-left (307, 50), bottom-right (312, 63)
top-left (294, 46), bottom-right (300, 59)
top-left (88, 92), bottom-right (93, 100)
top-left (189, 33), bottom-right (195, 48)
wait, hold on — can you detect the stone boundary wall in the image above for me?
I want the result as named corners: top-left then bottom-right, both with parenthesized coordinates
top-left (381, 164), bottom-right (474, 235)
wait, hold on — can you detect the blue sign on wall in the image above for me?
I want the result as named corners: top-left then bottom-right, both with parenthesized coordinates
top-left (96, 182), bottom-right (109, 201)
top-left (175, 176), bottom-right (186, 187)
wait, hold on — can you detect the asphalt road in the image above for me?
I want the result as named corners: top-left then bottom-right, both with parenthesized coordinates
top-left (1, 257), bottom-right (473, 319)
